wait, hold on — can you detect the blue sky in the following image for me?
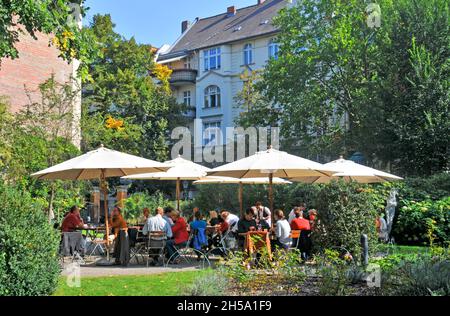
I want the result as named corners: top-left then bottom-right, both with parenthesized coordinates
top-left (84, 0), bottom-right (257, 47)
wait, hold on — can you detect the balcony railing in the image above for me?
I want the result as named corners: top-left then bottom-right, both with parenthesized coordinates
top-left (170, 69), bottom-right (197, 85)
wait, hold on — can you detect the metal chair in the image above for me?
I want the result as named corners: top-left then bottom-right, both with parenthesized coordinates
top-left (129, 229), bottom-right (148, 264)
top-left (165, 230), bottom-right (210, 268)
top-left (289, 230), bottom-right (301, 249)
top-left (60, 232), bottom-right (85, 265)
top-left (146, 231), bottom-right (167, 267)
top-left (206, 228), bottom-right (235, 260)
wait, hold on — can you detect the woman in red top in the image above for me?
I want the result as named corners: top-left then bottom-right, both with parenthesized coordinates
top-left (290, 208), bottom-right (311, 231)
top-left (166, 211), bottom-right (189, 263)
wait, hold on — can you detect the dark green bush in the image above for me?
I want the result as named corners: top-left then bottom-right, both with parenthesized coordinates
top-left (313, 180), bottom-right (378, 259)
top-left (393, 197), bottom-right (450, 246)
top-left (0, 182), bottom-right (60, 296)
top-left (193, 182), bottom-right (322, 214)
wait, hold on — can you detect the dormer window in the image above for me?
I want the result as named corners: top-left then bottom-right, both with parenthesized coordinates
top-left (243, 43), bottom-right (253, 65)
top-left (204, 47), bottom-right (221, 71)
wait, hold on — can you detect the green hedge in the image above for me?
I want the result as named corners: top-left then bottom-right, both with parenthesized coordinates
top-left (313, 181), bottom-right (378, 258)
top-left (0, 182), bottom-right (60, 296)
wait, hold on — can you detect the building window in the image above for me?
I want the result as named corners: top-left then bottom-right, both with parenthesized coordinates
top-left (183, 91), bottom-right (191, 106)
top-left (243, 43), bottom-right (253, 65)
top-left (204, 85), bottom-right (221, 108)
top-left (204, 47), bottom-right (221, 71)
top-left (184, 57), bottom-right (191, 69)
top-left (203, 121), bottom-right (221, 146)
top-left (268, 39), bottom-right (280, 60)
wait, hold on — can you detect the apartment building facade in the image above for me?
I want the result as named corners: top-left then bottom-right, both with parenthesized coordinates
top-left (157, 0), bottom-right (293, 146)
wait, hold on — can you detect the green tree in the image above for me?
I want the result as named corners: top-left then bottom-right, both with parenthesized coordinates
top-left (82, 15), bottom-right (187, 161)
top-left (238, 0), bottom-right (449, 175)
top-left (0, 0), bottom-right (99, 81)
top-left (2, 77), bottom-right (87, 221)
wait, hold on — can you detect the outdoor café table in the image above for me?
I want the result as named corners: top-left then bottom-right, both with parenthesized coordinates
top-left (76, 226), bottom-right (107, 243)
top-left (240, 231), bottom-right (272, 260)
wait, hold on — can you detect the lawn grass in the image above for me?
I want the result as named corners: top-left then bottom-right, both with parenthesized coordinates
top-left (377, 244), bottom-right (430, 255)
top-left (54, 270), bottom-right (209, 296)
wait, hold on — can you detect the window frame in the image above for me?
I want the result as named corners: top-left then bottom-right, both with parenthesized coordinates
top-left (183, 90), bottom-right (191, 106)
top-left (243, 43), bottom-right (253, 65)
top-left (268, 39), bottom-right (280, 60)
top-left (203, 85), bottom-right (221, 109)
top-left (204, 47), bottom-right (221, 71)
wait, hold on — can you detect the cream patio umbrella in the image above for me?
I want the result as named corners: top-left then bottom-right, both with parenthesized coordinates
top-left (289, 156), bottom-right (403, 184)
top-left (193, 176), bottom-right (292, 217)
top-left (31, 145), bottom-right (170, 261)
top-left (207, 147), bottom-right (336, 224)
top-left (122, 155), bottom-right (211, 211)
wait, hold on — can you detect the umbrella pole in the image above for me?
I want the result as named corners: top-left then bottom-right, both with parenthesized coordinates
top-left (239, 182), bottom-right (244, 217)
top-left (269, 173), bottom-right (274, 226)
top-left (101, 170), bottom-right (110, 262)
top-left (176, 178), bottom-right (181, 211)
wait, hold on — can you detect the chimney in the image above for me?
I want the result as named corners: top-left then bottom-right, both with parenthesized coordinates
top-left (227, 6), bottom-right (237, 17)
top-left (257, 0), bottom-right (266, 4)
top-left (181, 20), bottom-right (190, 33)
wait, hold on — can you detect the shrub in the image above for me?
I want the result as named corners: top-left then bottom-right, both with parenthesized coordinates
top-left (123, 191), bottom-right (172, 222)
top-left (0, 182), bottom-right (60, 296)
top-left (313, 180), bottom-right (378, 259)
top-left (393, 197), bottom-right (450, 246)
top-left (380, 252), bottom-right (450, 296)
top-left (184, 271), bottom-right (230, 296)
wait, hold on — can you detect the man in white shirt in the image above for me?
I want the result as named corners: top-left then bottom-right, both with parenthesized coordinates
top-left (272, 210), bottom-right (292, 249)
top-left (143, 207), bottom-right (173, 239)
top-left (220, 210), bottom-right (239, 233)
top-left (288, 202), bottom-right (307, 224)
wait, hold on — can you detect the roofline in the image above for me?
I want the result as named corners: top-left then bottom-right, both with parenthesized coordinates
top-left (166, 18), bottom-right (199, 55)
top-left (165, 29), bottom-right (280, 56)
top-left (163, 0), bottom-right (283, 56)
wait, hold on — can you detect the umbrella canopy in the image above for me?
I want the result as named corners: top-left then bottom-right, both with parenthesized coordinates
top-left (31, 145), bottom-right (169, 180)
top-left (207, 147), bottom-right (335, 179)
top-left (123, 155), bottom-right (211, 210)
top-left (31, 145), bottom-right (169, 263)
top-left (194, 176), bottom-right (292, 185)
top-left (123, 155), bottom-right (210, 181)
top-left (290, 157), bottom-right (403, 184)
top-left (207, 147), bottom-right (334, 224)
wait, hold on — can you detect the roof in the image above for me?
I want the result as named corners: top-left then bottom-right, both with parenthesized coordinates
top-left (164, 0), bottom-right (286, 56)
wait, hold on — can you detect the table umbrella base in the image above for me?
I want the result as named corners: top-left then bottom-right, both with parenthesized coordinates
top-left (95, 258), bottom-right (114, 266)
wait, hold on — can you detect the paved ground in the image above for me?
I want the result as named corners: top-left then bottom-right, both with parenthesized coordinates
top-left (60, 259), bottom-right (200, 277)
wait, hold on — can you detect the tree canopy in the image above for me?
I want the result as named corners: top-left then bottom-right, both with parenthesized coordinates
top-left (237, 0), bottom-right (449, 176)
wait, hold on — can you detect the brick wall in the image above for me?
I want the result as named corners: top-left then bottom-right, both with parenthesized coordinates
top-left (0, 31), bottom-right (77, 112)
top-left (0, 30), bottom-right (81, 147)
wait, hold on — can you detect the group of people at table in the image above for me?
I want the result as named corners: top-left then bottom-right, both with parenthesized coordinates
top-left (60, 201), bottom-right (318, 265)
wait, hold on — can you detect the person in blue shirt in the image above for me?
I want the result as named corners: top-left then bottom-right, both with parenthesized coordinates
top-left (190, 212), bottom-right (208, 251)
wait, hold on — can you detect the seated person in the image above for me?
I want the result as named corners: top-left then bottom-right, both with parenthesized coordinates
top-left (143, 207), bottom-right (173, 239)
top-left (220, 210), bottom-right (239, 233)
top-left (142, 207), bottom-right (173, 266)
top-left (237, 208), bottom-right (270, 249)
top-left (190, 212), bottom-right (208, 251)
top-left (139, 208), bottom-right (150, 225)
top-left (166, 211), bottom-right (189, 263)
top-left (61, 206), bottom-right (86, 232)
top-left (163, 206), bottom-right (175, 227)
top-left (272, 210), bottom-right (292, 250)
top-left (209, 210), bottom-right (221, 226)
top-left (290, 207), bottom-right (311, 231)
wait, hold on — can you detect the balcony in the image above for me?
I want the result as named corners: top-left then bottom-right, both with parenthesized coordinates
top-left (170, 69), bottom-right (197, 86)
